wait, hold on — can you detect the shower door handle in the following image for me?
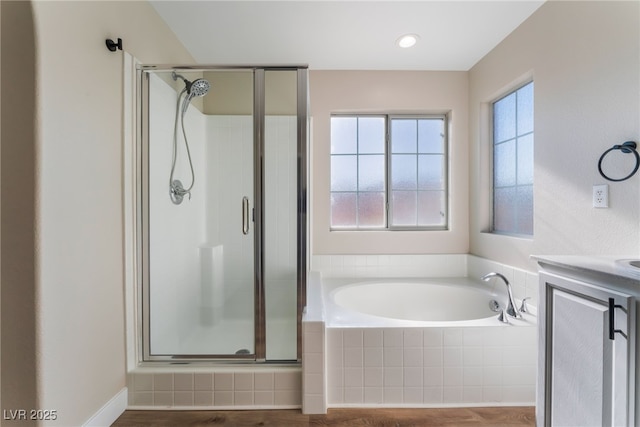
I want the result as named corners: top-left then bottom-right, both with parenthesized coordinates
top-left (242, 197), bottom-right (250, 235)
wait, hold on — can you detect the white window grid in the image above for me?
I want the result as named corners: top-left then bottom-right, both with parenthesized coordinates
top-left (330, 114), bottom-right (448, 231)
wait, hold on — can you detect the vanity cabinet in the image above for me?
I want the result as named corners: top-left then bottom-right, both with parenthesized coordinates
top-left (538, 270), bottom-right (635, 426)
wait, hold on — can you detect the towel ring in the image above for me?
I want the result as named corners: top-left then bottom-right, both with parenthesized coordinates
top-left (598, 141), bottom-right (639, 182)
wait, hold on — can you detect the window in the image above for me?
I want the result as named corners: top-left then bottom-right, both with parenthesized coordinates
top-left (330, 115), bottom-right (447, 230)
top-left (492, 81), bottom-right (534, 235)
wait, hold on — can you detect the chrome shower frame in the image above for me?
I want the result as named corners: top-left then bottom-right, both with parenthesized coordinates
top-left (137, 64), bottom-right (309, 363)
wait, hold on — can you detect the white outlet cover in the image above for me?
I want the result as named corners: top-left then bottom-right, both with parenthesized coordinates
top-left (593, 184), bottom-right (609, 208)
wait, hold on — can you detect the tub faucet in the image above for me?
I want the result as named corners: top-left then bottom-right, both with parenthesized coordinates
top-left (481, 272), bottom-right (522, 319)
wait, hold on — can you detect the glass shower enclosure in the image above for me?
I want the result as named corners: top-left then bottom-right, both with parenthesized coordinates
top-left (139, 66), bottom-right (308, 362)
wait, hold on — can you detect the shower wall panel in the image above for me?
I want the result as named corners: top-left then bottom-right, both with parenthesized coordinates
top-left (264, 115), bottom-right (298, 360)
top-left (148, 74), bottom-right (207, 354)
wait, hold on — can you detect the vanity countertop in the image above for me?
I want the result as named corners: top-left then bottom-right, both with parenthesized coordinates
top-left (533, 255), bottom-right (640, 287)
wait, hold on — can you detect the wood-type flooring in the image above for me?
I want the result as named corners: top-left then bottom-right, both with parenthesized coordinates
top-left (112, 406), bottom-right (535, 426)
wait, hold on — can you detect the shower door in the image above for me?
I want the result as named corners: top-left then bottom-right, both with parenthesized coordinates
top-left (140, 66), bottom-right (307, 362)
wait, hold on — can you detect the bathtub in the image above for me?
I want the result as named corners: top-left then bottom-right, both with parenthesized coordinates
top-left (302, 275), bottom-right (538, 411)
top-left (323, 277), bottom-right (533, 328)
top-left (329, 278), bottom-right (502, 325)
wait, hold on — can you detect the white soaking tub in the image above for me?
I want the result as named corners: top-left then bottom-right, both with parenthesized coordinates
top-left (316, 277), bottom-right (538, 408)
top-left (323, 277), bottom-right (529, 328)
top-left (331, 280), bottom-right (497, 323)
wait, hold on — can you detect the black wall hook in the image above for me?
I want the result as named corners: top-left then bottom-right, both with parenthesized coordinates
top-left (106, 38), bottom-right (123, 52)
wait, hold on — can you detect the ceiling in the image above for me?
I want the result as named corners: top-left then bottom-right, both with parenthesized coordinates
top-left (150, 1), bottom-right (545, 71)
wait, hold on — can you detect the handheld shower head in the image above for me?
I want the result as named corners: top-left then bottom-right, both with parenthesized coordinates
top-left (189, 78), bottom-right (210, 97)
top-left (172, 71), bottom-right (210, 98)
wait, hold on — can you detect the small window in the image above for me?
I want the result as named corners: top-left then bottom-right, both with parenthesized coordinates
top-left (330, 115), bottom-right (447, 230)
top-left (492, 81), bottom-right (534, 235)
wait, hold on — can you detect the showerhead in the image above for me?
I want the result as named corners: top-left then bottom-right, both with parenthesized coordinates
top-left (189, 78), bottom-right (210, 97)
top-left (172, 71), bottom-right (210, 98)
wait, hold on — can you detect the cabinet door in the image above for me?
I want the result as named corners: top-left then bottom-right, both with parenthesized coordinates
top-left (550, 289), bottom-right (611, 426)
top-left (539, 272), bottom-right (634, 427)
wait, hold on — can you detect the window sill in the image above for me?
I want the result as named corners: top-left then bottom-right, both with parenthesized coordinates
top-left (331, 227), bottom-right (449, 232)
top-left (481, 230), bottom-right (533, 241)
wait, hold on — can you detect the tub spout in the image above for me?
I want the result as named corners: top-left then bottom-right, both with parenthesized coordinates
top-left (481, 272), bottom-right (522, 319)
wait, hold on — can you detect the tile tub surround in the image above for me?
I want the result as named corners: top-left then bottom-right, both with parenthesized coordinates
top-left (302, 321), bottom-right (327, 414)
top-left (127, 367), bottom-right (301, 409)
top-left (302, 263), bottom-right (538, 411)
top-left (326, 326), bottom-right (536, 407)
top-left (302, 271), bottom-right (329, 414)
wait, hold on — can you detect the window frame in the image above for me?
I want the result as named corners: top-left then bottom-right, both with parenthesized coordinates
top-left (330, 113), bottom-right (449, 231)
top-left (490, 80), bottom-right (534, 237)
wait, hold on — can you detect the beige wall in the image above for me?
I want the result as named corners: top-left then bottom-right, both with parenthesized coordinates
top-left (309, 70), bottom-right (469, 255)
top-left (1, 1), bottom-right (196, 425)
top-left (469, 0), bottom-right (640, 271)
top-left (1, 2), bottom-right (38, 424)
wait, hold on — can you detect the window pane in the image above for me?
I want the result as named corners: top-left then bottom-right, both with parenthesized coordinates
top-left (516, 185), bottom-right (533, 235)
top-left (358, 192), bottom-right (385, 227)
top-left (391, 191), bottom-right (417, 226)
top-left (358, 155), bottom-right (385, 191)
top-left (418, 154), bottom-right (444, 190)
top-left (494, 93), bottom-right (516, 143)
top-left (331, 155), bottom-right (357, 191)
top-left (418, 191), bottom-right (446, 226)
top-left (492, 82), bottom-right (533, 236)
top-left (331, 114), bottom-right (448, 230)
top-left (391, 154), bottom-right (417, 190)
top-left (517, 82), bottom-right (534, 135)
top-left (331, 117), bottom-right (357, 154)
top-left (494, 140), bottom-right (516, 187)
top-left (517, 134), bottom-right (534, 185)
top-left (391, 119), bottom-right (417, 153)
top-left (359, 117), bottom-right (385, 154)
top-left (493, 187), bottom-right (516, 233)
top-left (331, 193), bottom-right (357, 227)
top-left (418, 119), bottom-right (444, 153)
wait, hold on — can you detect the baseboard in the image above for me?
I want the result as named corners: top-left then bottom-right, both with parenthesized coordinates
top-left (83, 387), bottom-right (128, 427)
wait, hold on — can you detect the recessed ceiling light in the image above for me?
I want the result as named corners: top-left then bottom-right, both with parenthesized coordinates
top-left (396, 34), bottom-right (419, 48)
